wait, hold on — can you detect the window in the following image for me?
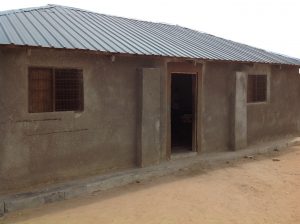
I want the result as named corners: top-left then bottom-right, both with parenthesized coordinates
top-left (247, 74), bottom-right (267, 103)
top-left (29, 67), bottom-right (83, 113)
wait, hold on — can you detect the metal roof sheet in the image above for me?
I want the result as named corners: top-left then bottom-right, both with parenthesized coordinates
top-left (0, 4), bottom-right (300, 66)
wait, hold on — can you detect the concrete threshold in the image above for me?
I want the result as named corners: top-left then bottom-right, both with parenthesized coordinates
top-left (1, 137), bottom-right (299, 216)
top-left (171, 151), bottom-right (197, 160)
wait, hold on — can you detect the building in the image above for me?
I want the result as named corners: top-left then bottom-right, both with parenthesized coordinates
top-left (0, 5), bottom-right (300, 193)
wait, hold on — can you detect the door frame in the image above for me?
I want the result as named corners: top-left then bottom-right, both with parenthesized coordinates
top-left (166, 62), bottom-right (203, 159)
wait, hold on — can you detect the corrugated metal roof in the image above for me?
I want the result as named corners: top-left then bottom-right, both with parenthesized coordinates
top-left (0, 4), bottom-right (300, 66)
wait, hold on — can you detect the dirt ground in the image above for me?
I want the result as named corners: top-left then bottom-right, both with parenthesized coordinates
top-left (1, 146), bottom-right (300, 224)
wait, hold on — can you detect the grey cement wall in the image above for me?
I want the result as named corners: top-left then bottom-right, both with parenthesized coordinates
top-left (201, 62), bottom-right (236, 152)
top-left (247, 65), bottom-right (300, 144)
top-left (0, 47), bottom-right (299, 194)
top-left (233, 72), bottom-right (247, 150)
top-left (202, 62), bottom-right (300, 151)
top-left (138, 68), bottom-right (161, 167)
top-left (0, 48), bottom-right (163, 193)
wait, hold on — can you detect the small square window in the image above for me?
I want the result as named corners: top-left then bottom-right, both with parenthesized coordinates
top-left (29, 67), bottom-right (83, 113)
top-left (247, 74), bottom-right (267, 103)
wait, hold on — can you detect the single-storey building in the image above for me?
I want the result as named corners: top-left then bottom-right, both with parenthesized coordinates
top-left (0, 4), bottom-right (300, 194)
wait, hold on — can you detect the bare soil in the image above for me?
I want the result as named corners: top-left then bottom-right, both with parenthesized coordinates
top-left (1, 146), bottom-right (300, 224)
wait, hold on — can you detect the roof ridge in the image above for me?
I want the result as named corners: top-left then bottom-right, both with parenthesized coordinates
top-left (0, 4), bottom-right (181, 29)
top-left (0, 5), bottom-right (55, 16)
top-left (52, 4), bottom-right (180, 28)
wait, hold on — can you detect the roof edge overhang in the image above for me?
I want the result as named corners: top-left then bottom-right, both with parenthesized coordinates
top-left (1, 44), bottom-right (300, 67)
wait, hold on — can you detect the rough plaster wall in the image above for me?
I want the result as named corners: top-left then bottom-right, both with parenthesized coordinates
top-left (247, 65), bottom-right (300, 143)
top-left (0, 48), bottom-right (162, 193)
top-left (202, 62), bottom-right (235, 152)
top-left (0, 50), bottom-right (4, 182)
top-left (138, 68), bottom-right (161, 167)
top-left (234, 72), bottom-right (247, 150)
top-left (1, 47), bottom-right (298, 192)
top-left (202, 62), bottom-right (300, 151)
top-left (0, 48), bottom-right (30, 186)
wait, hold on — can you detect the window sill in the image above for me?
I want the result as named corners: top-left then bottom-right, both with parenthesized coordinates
top-left (247, 101), bottom-right (268, 106)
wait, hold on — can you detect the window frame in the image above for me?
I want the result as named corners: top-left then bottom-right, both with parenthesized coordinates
top-left (28, 66), bottom-right (84, 113)
top-left (247, 73), bottom-right (270, 105)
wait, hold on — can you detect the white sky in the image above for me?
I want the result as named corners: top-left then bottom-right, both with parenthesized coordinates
top-left (1, 0), bottom-right (300, 58)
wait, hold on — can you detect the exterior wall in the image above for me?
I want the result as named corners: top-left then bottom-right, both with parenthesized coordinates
top-left (138, 68), bottom-right (162, 167)
top-left (0, 47), bottom-right (299, 194)
top-left (201, 62), bottom-right (300, 151)
top-left (201, 62), bottom-right (236, 152)
top-left (247, 65), bottom-right (300, 143)
top-left (0, 48), bottom-right (163, 193)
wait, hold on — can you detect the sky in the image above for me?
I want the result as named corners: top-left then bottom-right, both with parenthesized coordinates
top-left (1, 0), bottom-right (300, 58)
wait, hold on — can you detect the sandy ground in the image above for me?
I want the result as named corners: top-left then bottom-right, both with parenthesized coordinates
top-left (1, 146), bottom-right (300, 224)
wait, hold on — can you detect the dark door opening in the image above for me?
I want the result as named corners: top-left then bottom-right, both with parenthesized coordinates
top-left (171, 73), bottom-right (196, 153)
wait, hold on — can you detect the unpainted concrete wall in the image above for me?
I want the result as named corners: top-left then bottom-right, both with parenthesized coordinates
top-left (1, 47), bottom-right (299, 194)
top-left (233, 72), bottom-right (247, 150)
top-left (201, 62), bottom-right (236, 152)
top-left (202, 62), bottom-right (300, 151)
top-left (138, 68), bottom-right (161, 167)
top-left (0, 48), bottom-right (163, 193)
top-left (247, 65), bottom-right (300, 143)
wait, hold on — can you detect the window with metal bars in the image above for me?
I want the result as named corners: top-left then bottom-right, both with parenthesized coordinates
top-left (247, 74), bottom-right (267, 103)
top-left (29, 67), bottom-right (83, 113)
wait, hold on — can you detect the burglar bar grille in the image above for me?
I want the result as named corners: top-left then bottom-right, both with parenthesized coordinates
top-left (247, 74), bottom-right (267, 103)
top-left (55, 69), bottom-right (83, 111)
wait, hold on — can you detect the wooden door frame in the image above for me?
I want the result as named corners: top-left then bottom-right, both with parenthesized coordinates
top-left (166, 62), bottom-right (202, 159)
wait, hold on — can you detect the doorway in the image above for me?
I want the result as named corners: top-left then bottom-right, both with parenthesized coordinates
top-left (171, 73), bottom-right (196, 153)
